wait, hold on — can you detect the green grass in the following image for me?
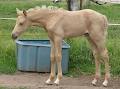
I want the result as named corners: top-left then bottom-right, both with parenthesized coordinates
top-left (88, 3), bottom-right (120, 23)
top-left (0, 0), bottom-right (67, 18)
top-left (0, 1), bottom-right (120, 77)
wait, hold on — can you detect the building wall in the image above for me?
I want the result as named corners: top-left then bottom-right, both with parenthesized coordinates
top-left (99, 0), bottom-right (120, 3)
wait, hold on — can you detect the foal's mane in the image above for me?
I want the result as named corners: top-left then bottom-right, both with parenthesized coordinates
top-left (27, 5), bottom-right (61, 13)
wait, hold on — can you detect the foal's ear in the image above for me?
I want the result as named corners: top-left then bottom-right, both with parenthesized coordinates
top-left (16, 8), bottom-right (22, 16)
top-left (23, 10), bottom-right (27, 17)
top-left (16, 8), bottom-right (27, 16)
top-left (16, 8), bottom-right (21, 12)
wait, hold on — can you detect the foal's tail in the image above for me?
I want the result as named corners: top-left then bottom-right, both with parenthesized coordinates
top-left (103, 15), bottom-right (108, 30)
top-left (103, 15), bottom-right (108, 37)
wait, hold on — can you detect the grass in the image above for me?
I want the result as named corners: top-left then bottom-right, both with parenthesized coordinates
top-left (0, 1), bottom-right (120, 77)
top-left (0, 0), bottom-right (66, 18)
top-left (88, 3), bottom-right (120, 23)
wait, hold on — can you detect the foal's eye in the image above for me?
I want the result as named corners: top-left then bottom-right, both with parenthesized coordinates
top-left (19, 23), bottom-right (23, 25)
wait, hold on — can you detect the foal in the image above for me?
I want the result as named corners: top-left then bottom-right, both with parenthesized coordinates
top-left (12, 6), bottom-right (110, 86)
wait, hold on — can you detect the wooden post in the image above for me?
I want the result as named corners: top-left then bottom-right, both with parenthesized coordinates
top-left (67, 0), bottom-right (90, 11)
top-left (80, 0), bottom-right (83, 10)
top-left (67, 0), bottom-right (79, 11)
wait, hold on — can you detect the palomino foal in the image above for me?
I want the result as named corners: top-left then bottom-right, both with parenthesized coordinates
top-left (12, 7), bottom-right (110, 86)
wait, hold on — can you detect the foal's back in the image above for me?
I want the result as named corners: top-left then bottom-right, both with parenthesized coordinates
top-left (52, 9), bottom-right (107, 38)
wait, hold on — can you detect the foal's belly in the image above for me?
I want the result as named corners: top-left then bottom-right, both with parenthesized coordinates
top-left (64, 30), bottom-right (87, 38)
top-left (62, 16), bottom-right (88, 37)
top-left (63, 23), bottom-right (88, 37)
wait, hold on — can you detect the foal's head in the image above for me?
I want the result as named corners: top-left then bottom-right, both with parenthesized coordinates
top-left (12, 8), bottom-right (31, 40)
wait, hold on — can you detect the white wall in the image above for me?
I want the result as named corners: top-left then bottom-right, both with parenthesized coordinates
top-left (99, 0), bottom-right (120, 3)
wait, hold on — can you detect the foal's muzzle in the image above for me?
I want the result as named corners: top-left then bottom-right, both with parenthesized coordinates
top-left (12, 33), bottom-right (18, 40)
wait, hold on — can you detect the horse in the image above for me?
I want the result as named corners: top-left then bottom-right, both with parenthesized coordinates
top-left (11, 6), bottom-right (110, 87)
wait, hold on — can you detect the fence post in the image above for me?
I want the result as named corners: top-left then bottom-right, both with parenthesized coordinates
top-left (67, 0), bottom-right (90, 11)
top-left (67, 0), bottom-right (79, 11)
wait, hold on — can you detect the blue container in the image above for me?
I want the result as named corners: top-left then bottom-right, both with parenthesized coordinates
top-left (16, 40), bottom-right (70, 73)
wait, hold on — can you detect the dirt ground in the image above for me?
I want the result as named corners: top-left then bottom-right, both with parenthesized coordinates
top-left (0, 72), bottom-right (120, 89)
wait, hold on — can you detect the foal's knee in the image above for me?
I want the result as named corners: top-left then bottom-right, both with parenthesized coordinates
top-left (55, 54), bottom-right (62, 62)
top-left (50, 55), bottom-right (55, 62)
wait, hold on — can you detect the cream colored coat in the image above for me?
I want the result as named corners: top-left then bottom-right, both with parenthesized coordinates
top-left (12, 7), bottom-right (110, 86)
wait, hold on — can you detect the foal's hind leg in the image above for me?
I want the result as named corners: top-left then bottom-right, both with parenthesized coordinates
top-left (86, 36), bottom-right (101, 86)
top-left (95, 38), bottom-right (110, 86)
top-left (89, 34), bottom-right (110, 86)
top-left (99, 47), bottom-right (110, 87)
top-left (87, 27), bottom-right (110, 86)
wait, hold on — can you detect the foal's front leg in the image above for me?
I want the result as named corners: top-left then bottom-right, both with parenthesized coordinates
top-left (46, 40), bottom-right (55, 84)
top-left (54, 37), bottom-right (62, 85)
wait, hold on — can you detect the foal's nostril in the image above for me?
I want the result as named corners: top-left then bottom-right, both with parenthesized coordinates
top-left (12, 34), bottom-right (18, 40)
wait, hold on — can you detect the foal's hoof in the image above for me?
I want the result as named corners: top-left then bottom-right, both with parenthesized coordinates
top-left (102, 80), bottom-right (108, 87)
top-left (45, 79), bottom-right (53, 85)
top-left (54, 78), bottom-right (60, 85)
top-left (91, 79), bottom-right (97, 86)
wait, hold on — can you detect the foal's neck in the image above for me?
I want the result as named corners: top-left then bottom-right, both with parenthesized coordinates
top-left (28, 9), bottom-right (59, 28)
